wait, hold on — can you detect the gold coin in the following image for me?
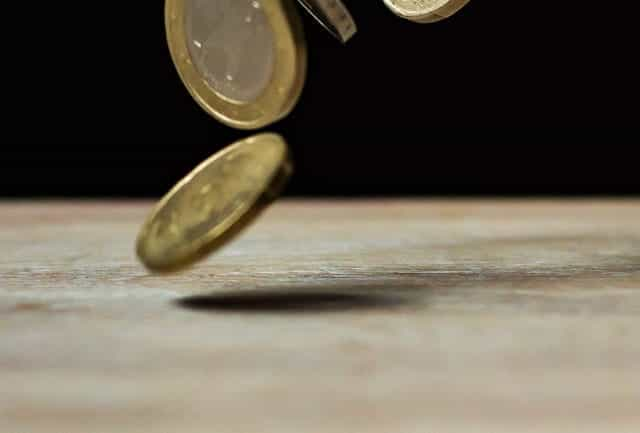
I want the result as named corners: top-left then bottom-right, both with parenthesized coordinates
top-left (165, 0), bottom-right (307, 129)
top-left (383, 0), bottom-right (471, 23)
top-left (136, 133), bottom-right (292, 272)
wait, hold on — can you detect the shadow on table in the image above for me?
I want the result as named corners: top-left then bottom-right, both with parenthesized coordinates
top-left (171, 250), bottom-right (640, 315)
top-left (175, 289), bottom-right (412, 314)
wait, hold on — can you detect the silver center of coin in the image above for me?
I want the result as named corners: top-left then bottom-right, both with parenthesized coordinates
top-left (186, 0), bottom-right (276, 103)
top-left (387, 0), bottom-right (448, 13)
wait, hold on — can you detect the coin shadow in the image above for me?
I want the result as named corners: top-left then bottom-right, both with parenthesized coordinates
top-left (175, 289), bottom-right (412, 314)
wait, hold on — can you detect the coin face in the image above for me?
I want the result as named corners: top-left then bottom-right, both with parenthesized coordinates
top-left (186, 0), bottom-right (277, 103)
top-left (136, 133), bottom-right (291, 272)
top-left (166, 0), bottom-right (307, 129)
top-left (383, 0), bottom-right (470, 23)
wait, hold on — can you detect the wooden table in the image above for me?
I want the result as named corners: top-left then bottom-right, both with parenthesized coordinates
top-left (1, 200), bottom-right (639, 433)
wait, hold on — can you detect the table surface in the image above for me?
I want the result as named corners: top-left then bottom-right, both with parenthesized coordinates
top-left (1, 199), bottom-right (639, 433)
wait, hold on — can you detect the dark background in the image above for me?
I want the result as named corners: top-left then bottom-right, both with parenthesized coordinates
top-left (3, 1), bottom-right (638, 197)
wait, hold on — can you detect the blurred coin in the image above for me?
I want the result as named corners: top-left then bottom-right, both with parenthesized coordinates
top-left (383, 0), bottom-right (470, 23)
top-left (136, 133), bottom-right (292, 273)
top-left (166, 0), bottom-right (307, 129)
top-left (296, 0), bottom-right (357, 42)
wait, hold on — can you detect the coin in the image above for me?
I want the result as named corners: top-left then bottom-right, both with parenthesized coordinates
top-left (165, 0), bottom-right (307, 129)
top-left (296, 0), bottom-right (357, 43)
top-left (136, 133), bottom-right (292, 273)
top-left (383, 0), bottom-right (471, 23)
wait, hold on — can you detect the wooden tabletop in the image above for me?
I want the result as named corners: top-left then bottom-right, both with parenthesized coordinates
top-left (1, 200), bottom-right (639, 433)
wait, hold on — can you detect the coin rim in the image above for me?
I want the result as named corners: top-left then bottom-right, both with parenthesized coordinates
top-left (136, 133), bottom-right (291, 273)
top-left (165, 0), bottom-right (307, 130)
top-left (382, 0), bottom-right (471, 23)
top-left (296, 0), bottom-right (357, 43)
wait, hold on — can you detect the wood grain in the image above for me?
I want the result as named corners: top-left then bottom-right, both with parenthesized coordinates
top-left (1, 200), bottom-right (639, 433)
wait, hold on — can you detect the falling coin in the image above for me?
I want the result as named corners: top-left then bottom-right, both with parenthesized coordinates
top-left (165, 0), bottom-right (307, 129)
top-left (136, 133), bottom-right (292, 273)
top-left (296, 0), bottom-right (357, 43)
top-left (383, 0), bottom-right (471, 23)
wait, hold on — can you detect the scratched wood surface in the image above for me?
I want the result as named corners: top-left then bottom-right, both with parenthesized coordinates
top-left (1, 200), bottom-right (639, 433)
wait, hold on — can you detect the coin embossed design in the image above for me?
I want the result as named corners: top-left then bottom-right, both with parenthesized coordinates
top-left (383, 0), bottom-right (470, 23)
top-left (136, 133), bottom-right (292, 272)
top-left (166, 0), bottom-right (307, 129)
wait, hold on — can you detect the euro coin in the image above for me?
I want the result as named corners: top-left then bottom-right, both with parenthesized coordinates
top-left (136, 133), bottom-right (292, 273)
top-left (296, 0), bottom-right (357, 43)
top-left (165, 0), bottom-right (307, 129)
top-left (383, 0), bottom-right (471, 23)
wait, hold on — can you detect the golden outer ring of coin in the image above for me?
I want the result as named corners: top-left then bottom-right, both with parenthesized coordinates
top-left (383, 0), bottom-right (471, 23)
top-left (165, 0), bottom-right (307, 130)
top-left (136, 133), bottom-right (292, 273)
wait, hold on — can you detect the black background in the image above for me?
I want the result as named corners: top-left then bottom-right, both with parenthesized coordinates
top-left (3, 1), bottom-right (638, 197)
